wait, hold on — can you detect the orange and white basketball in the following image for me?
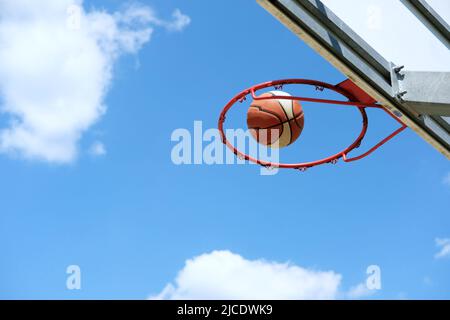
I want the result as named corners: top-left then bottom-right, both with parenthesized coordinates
top-left (247, 91), bottom-right (304, 148)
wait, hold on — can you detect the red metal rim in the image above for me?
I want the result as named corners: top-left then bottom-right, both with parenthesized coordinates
top-left (218, 79), bottom-right (407, 170)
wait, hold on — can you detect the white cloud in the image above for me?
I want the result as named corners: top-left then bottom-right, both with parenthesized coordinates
top-left (166, 9), bottom-right (191, 32)
top-left (114, 6), bottom-right (191, 33)
top-left (435, 238), bottom-right (450, 259)
top-left (347, 282), bottom-right (375, 299)
top-left (0, 0), bottom-right (190, 163)
top-left (89, 141), bottom-right (106, 156)
top-left (151, 251), bottom-right (342, 300)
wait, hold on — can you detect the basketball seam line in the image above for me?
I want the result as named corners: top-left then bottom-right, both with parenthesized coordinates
top-left (273, 92), bottom-right (294, 145)
top-left (248, 106), bottom-right (304, 130)
top-left (248, 105), bottom-right (285, 138)
top-left (294, 113), bottom-right (304, 130)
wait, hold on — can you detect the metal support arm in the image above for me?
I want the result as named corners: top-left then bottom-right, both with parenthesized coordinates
top-left (393, 70), bottom-right (450, 116)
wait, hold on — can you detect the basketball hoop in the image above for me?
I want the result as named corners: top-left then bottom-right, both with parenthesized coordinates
top-left (218, 79), bottom-right (407, 170)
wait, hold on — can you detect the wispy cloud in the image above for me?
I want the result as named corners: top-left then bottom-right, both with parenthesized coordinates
top-left (157, 9), bottom-right (191, 32)
top-left (0, 0), bottom-right (190, 163)
top-left (435, 238), bottom-right (450, 259)
top-left (347, 282), bottom-right (375, 299)
top-left (443, 172), bottom-right (450, 187)
top-left (89, 141), bottom-right (106, 156)
top-left (115, 6), bottom-right (190, 32)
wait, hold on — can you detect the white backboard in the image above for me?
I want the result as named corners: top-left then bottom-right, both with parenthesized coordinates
top-left (258, 0), bottom-right (450, 159)
top-left (321, 0), bottom-right (450, 72)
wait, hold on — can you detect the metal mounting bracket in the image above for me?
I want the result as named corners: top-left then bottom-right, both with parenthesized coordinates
top-left (391, 66), bottom-right (450, 116)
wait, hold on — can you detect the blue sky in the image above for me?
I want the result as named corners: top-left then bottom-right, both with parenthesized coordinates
top-left (0, 0), bottom-right (449, 299)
